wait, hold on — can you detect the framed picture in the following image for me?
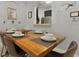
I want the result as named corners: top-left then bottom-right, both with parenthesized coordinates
top-left (7, 7), bottom-right (17, 20)
top-left (28, 11), bottom-right (32, 19)
top-left (70, 11), bottom-right (79, 17)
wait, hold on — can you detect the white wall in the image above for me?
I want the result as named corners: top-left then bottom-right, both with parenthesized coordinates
top-left (0, 1), bottom-right (28, 31)
top-left (51, 1), bottom-right (79, 56)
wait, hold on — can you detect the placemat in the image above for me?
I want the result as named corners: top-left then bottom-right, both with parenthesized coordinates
top-left (31, 38), bottom-right (56, 47)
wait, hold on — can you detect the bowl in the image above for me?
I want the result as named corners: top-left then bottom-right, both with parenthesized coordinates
top-left (40, 36), bottom-right (56, 41)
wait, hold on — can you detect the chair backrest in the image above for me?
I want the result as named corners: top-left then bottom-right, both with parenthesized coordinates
top-left (0, 33), bottom-right (6, 46)
top-left (63, 41), bottom-right (78, 57)
top-left (3, 35), bottom-right (19, 57)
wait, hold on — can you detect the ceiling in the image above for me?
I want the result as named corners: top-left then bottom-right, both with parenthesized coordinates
top-left (11, 1), bottom-right (52, 8)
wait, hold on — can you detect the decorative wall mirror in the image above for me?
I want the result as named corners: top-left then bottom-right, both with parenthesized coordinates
top-left (35, 1), bottom-right (52, 25)
top-left (7, 7), bottom-right (17, 20)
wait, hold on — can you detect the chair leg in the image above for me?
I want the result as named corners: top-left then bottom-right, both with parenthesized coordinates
top-left (1, 45), bottom-right (5, 57)
top-left (1, 45), bottom-right (8, 57)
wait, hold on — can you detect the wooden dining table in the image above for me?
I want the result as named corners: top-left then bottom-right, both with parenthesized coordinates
top-left (2, 29), bottom-right (65, 57)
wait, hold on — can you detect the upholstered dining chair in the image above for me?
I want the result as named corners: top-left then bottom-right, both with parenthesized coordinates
top-left (45, 41), bottom-right (78, 57)
top-left (3, 36), bottom-right (27, 57)
top-left (0, 33), bottom-right (8, 57)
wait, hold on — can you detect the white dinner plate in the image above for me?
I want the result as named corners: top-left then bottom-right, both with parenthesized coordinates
top-left (6, 31), bottom-right (15, 33)
top-left (12, 34), bottom-right (24, 37)
top-left (34, 31), bottom-right (43, 34)
top-left (40, 36), bottom-right (57, 41)
top-left (9, 28), bottom-right (16, 31)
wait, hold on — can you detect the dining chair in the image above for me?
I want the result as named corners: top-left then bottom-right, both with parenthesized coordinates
top-left (0, 33), bottom-right (8, 57)
top-left (3, 36), bottom-right (27, 57)
top-left (45, 41), bottom-right (78, 57)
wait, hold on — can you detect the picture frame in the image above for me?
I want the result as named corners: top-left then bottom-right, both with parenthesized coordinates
top-left (28, 11), bottom-right (32, 19)
top-left (7, 7), bottom-right (17, 20)
top-left (70, 11), bottom-right (79, 17)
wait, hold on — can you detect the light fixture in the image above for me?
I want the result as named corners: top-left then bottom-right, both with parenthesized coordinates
top-left (45, 1), bottom-right (52, 4)
top-left (62, 1), bottom-right (76, 10)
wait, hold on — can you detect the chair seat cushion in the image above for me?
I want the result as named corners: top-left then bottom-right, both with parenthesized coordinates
top-left (53, 48), bottom-right (66, 53)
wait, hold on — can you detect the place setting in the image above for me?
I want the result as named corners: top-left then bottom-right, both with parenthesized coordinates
top-left (5, 28), bottom-right (16, 34)
top-left (33, 30), bottom-right (43, 34)
top-left (33, 30), bottom-right (57, 41)
top-left (40, 33), bottom-right (57, 42)
top-left (31, 32), bottom-right (57, 47)
top-left (6, 28), bottom-right (24, 38)
top-left (12, 31), bottom-right (25, 38)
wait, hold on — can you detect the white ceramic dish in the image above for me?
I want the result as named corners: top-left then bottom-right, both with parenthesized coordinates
top-left (6, 31), bottom-right (15, 33)
top-left (34, 30), bottom-right (43, 34)
top-left (12, 34), bottom-right (24, 37)
top-left (40, 36), bottom-right (56, 41)
top-left (9, 28), bottom-right (16, 31)
top-left (14, 31), bottom-right (22, 34)
top-left (44, 34), bottom-right (54, 37)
